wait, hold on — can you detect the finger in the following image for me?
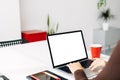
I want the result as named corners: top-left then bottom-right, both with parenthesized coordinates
top-left (90, 58), bottom-right (100, 67)
top-left (98, 69), bottom-right (102, 73)
top-left (90, 63), bottom-right (99, 70)
top-left (89, 61), bottom-right (98, 68)
top-left (74, 62), bottom-right (81, 66)
top-left (66, 63), bottom-right (72, 67)
top-left (73, 62), bottom-right (79, 64)
top-left (92, 58), bottom-right (98, 60)
top-left (90, 64), bottom-right (98, 71)
top-left (66, 64), bottom-right (69, 67)
top-left (90, 64), bottom-right (100, 71)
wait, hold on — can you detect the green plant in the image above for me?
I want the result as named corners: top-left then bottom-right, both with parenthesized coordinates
top-left (97, 0), bottom-right (106, 9)
top-left (99, 8), bottom-right (114, 22)
top-left (47, 15), bottom-right (59, 35)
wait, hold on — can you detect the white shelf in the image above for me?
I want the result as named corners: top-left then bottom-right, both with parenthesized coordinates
top-left (93, 27), bottom-right (120, 49)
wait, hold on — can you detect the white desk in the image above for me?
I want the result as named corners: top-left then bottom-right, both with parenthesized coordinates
top-left (0, 41), bottom-right (110, 80)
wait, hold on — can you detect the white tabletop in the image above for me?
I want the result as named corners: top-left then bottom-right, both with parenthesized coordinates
top-left (0, 41), bottom-right (51, 80)
top-left (0, 40), bottom-right (110, 80)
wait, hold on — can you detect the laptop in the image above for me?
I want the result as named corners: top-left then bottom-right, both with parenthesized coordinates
top-left (47, 30), bottom-right (97, 78)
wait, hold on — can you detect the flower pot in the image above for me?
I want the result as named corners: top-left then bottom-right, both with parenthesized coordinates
top-left (102, 22), bottom-right (109, 31)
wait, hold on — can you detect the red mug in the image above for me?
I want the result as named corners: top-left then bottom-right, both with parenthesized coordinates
top-left (90, 44), bottom-right (102, 59)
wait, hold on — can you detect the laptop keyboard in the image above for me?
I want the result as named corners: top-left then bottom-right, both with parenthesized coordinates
top-left (59, 66), bottom-right (71, 73)
top-left (81, 59), bottom-right (93, 68)
top-left (58, 59), bottom-right (93, 73)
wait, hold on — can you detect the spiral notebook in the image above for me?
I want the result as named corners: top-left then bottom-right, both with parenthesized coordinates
top-left (0, 39), bottom-right (22, 48)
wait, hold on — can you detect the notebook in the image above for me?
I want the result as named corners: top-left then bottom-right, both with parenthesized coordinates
top-left (47, 30), bottom-right (97, 78)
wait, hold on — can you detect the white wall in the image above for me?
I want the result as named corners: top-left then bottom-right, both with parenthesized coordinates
top-left (107, 0), bottom-right (120, 27)
top-left (0, 0), bottom-right (21, 41)
top-left (20, 0), bottom-right (120, 49)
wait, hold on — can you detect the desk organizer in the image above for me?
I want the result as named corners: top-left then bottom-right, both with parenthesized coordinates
top-left (22, 30), bottom-right (47, 42)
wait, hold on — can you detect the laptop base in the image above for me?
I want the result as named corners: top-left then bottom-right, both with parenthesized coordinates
top-left (58, 59), bottom-right (93, 73)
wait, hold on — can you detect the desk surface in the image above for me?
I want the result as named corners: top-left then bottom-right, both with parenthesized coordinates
top-left (0, 41), bottom-right (110, 80)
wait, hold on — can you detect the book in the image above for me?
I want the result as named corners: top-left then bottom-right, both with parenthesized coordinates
top-left (26, 70), bottom-right (68, 80)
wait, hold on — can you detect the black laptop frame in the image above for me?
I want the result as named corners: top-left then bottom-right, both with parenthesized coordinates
top-left (47, 30), bottom-right (89, 68)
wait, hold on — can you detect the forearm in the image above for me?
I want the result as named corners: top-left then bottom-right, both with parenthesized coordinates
top-left (74, 70), bottom-right (88, 80)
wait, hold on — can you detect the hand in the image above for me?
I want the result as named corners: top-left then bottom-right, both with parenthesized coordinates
top-left (67, 62), bottom-right (84, 74)
top-left (89, 58), bottom-right (107, 73)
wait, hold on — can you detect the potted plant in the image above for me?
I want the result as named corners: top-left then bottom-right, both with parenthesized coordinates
top-left (99, 8), bottom-right (114, 31)
top-left (47, 15), bottom-right (59, 35)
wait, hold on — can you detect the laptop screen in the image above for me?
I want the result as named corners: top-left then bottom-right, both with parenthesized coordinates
top-left (47, 30), bottom-right (88, 68)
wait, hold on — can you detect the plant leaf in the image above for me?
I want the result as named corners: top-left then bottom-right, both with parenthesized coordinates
top-left (47, 15), bottom-right (50, 28)
top-left (97, 0), bottom-right (106, 9)
top-left (99, 8), bottom-right (114, 22)
top-left (56, 23), bottom-right (59, 32)
top-left (49, 28), bottom-right (52, 35)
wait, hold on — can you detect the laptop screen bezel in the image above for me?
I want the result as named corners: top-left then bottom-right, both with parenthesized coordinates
top-left (47, 30), bottom-right (88, 68)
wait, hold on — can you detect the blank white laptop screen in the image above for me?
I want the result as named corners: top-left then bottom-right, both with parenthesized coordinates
top-left (47, 30), bottom-right (88, 68)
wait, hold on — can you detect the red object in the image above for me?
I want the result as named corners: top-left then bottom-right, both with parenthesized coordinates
top-left (30, 71), bottom-right (61, 80)
top-left (22, 30), bottom-right (47, 42)
top-left (90, 44), bottom-right (102, 59)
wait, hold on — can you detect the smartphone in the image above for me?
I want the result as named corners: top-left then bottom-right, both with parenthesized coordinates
top-left (26, 70), bottom-right (67, 80)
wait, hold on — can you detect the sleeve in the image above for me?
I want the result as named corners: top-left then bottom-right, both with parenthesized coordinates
top-left (74, 40), bottom-right (120, 80)
top-left (93, 40), bottom-right (120, 80)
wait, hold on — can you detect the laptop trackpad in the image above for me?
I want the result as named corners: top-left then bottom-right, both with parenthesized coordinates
top-left (84, 68), bottom-right (97, 78)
